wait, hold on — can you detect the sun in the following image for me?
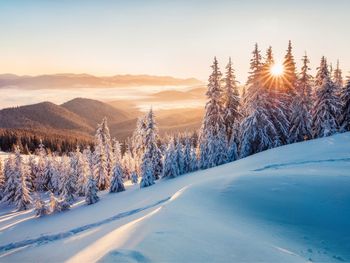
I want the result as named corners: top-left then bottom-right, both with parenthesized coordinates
top-left (270, 63), bottom-right (284, 76)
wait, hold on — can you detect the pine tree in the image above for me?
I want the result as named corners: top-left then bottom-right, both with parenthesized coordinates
top-left (162, 138), bottom-right (179, 178)
top-left (85, 174), bottom-right (99, 205)
top-left (289, 54), bottom-right (312, 142)
top-left (223, 57), bottom-right (241, 142)
top-left (71, 146), bottom-right (89, 196)
top-left (282, 40), bottom-right (298, 99)
top-left (183, 137), bottom-right (192, 174)
top-left (110, 140), bottom-right (125, 193)
top-left (2, 154), bottom-right (16, 204)
top-left (340, 78), bottom-right (350, 132)
top-left (144, 109), bottom-right (163, 179)
top-left (140, 149), bottom-right (155, 188)
top-left (175, 138), bottom-right (185, 175)
top-left (199, 57), bottom-right (228, 169)
top-left (333, 60), bottom-right (343, 91)
top-left (240, 44), bottom-right (280, 157)
top-left (93, 118), bottom-right (112, 190)
top-left (60, 156), bottom-right (76, 204)
top-left (13, 146), bottom-right (32, 210)
top-left (34, 141), bottom-right (47, 191)
top-left (312, 57), bottom-right (341, 138)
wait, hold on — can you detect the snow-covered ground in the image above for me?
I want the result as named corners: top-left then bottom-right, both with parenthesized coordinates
top-left (1, 133), bottom-right (350, 262)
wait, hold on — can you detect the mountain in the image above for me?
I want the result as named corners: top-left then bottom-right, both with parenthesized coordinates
top-left (0, 73), bottom-right (203, 90)
top-left (1, 133), bottom-right (349, 262)
top-left (0, 101), bottom-right (93, 133)
top-left (61, 98), bottom-right (135, 129)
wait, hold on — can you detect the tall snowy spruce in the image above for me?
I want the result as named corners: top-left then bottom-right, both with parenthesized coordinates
top-left (13, 146), bottom-right (32, 210)
top-left (162, 138), bottom-right (179, 178)
top-left (85, 174), bottom-right (99, 205)
top-left (110, 140), bottom-right (125, 193)
top-left (34, 141), bottom-right (47, 191)
top-left (223, 57), bottom-right (241, 141)
top-left (93, 118), bottom-right (113, 190)
top-left (144, 109), bottom-right (163, 179)
top-left (240, 44), bottom-right (280, 157)
top-left (333, 60), bottom-right (344, 92)
top-left (340, 78), bottom-right (350, 132)
top-left (71, 146), bottom-right (89, 196)
top-left (282, 41), bottom-right (298, 111)
top-left (2, 155), bottom-right (16, 203)
top-left (140, 153), bottom-right (154, 188)
top-left (199, 57), bottom-right (228, 169)
top-left (312, 57), bottom-right (341, 138)
top-left (60, 156), bottom-right (76, 204)
top-left (289, 54), bottom-right (313, 142)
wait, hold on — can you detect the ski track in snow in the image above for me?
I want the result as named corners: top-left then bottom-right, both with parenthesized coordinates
top-left (253, 158), bottom-right (350, 172)
top-left (0, 196), bottom-right (171, 255)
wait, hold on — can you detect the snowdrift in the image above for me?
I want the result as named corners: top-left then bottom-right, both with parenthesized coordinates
top-left (0, 133), bottom-right (350, 262)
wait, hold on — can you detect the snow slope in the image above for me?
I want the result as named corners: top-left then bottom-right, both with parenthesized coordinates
top-left (0, 133), bottom-right (350, 262)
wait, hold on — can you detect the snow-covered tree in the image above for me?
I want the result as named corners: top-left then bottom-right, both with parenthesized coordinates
top-left (183, 137), bottom-right (192, 174)
top-left (13, 146), bottom-right (32, 210)
top-left (34, 141), bottom-right (47, 191)
top-left (312, 57), bottom-right (341, 138)
top-left (240, 44), bottom-right (280, 157)
top-left (162, 138), bottom-right (179, 178)
top-left (49, 192), bottom-right (70, 213)
top-left (2, 154), bottom-right (16, 203)
top-left (60, 156), bottom-right (76, 204)
top-left (340, 78), bottom-right (350, 132)
top-left (85, 174), bottom-right (99, 205)
top-left (199, 57), bottom-right (228, 169)
top-left (175, 138), bottom-right (185, 175)
top-left (289, 54), bottom-right (312, 142)
top-left (34, 194), bottom-right (49, 217)
top-left (71, 146), bottom-right (89, 196)
top-left (110, 140), bottom-right (125, 193)
top-left (333, 60), bottom-right (343, 91)
top-left (282, 40), bottom-right (298, 102)
top-left (140, 149), bottom-right (155, 188)
top-left (93, 118), bottom-right (112, 190)
top-left (222, 57), bottom-right (241, 142)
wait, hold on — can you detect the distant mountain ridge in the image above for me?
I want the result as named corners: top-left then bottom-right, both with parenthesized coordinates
top-left (0, 98), bottom-right (203, 143)
top-left (0, 73), bottom-right (203, 89)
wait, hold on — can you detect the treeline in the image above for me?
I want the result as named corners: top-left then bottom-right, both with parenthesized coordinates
top-left (0, 128), bottom-right (94, 154)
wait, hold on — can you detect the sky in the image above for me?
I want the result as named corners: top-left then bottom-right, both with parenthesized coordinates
top-left (0, 0), bottom-right (349, 83)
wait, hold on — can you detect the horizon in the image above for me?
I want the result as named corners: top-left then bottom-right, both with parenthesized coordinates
top-left (1, 0), bottom-right (350, 83)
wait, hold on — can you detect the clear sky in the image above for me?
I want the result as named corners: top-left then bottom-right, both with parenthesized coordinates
top-left (1, 0), bottom-right (349, 82)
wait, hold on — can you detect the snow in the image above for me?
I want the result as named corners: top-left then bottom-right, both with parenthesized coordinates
top-left (1, 133), bottom-right (350, 262)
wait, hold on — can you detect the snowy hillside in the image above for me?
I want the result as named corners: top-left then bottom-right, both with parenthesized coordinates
top-left (1, 133), bottom-right (350, 262)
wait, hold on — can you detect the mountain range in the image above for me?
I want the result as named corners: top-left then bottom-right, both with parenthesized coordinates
top-left (0, 98), bottom-right (203, 142)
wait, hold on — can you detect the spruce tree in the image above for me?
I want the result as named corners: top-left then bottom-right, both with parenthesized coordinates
top-left (13, 146), bottom-right (32, 210)
top-left (223, 57), bottom-right (241, 142)
top-left (333, 60), bottom-right (343, 91)
top-left (340, 78), bottom-right (350, 131)
top-left (140, 149), bottom-right (155, 188)
top-left (199, 57), bottom-right (228, 169)
top-left (312, 57), bottom-right (341, 138)
top-left (34, 141), bottom-right (47, 191)
top-left (60, 156), bottom-right (76, 204)
top-left (2, 154), bottom-right (16, 204)
top-left (162, 138), bottom-right (179, 178)
top-left (282, 40), bottom-right (298, 99)
top-left (110, 140), bottom-right (125, 193)
top-left (93, 118), bottom-right (112, 190)
top-left (289, 54), bottom-right (312, 142)
top-left (240, 44), bottom-right (280, 157)
top-left (85, 174), bottom-right (99, 205)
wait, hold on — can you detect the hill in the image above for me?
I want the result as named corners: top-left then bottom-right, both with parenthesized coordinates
top-left (0, 133), bottom-right (349, 262)
top-left (61, 98), bottom-right (134, 129)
